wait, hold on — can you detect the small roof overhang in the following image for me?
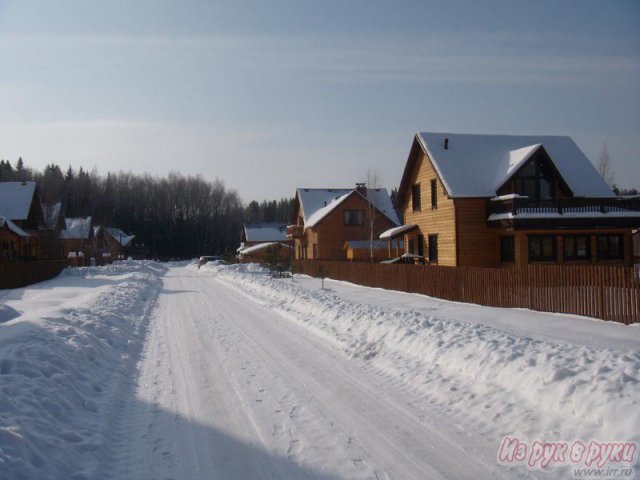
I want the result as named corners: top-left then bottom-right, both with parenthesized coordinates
top-left (379, 224), bottom-right (418, 240)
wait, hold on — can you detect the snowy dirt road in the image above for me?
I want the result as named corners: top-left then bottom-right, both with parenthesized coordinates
top-left (104, 265), bottom-right (516, 480)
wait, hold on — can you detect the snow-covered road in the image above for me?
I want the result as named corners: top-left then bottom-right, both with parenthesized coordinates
top-left (105, 265), bottom-right (509, 480)
top-left (2, 261), bottom-right (638, 479)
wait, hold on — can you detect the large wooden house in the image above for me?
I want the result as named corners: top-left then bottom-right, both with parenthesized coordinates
top-left (0, 181), bottom-right (45, 260)
top-left (60, 216), bottom-right (95, 265)
top-left (288, 185), bottom-right (400, 261)
top-left (383, 133), bottom-right (640, 267)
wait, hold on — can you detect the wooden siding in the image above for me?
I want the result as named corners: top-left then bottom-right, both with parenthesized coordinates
top-left (402, 151), bottom-right (457, 266)
top-left (455, 198), bottom-right (500, 266)
top-left (295, 260), bottom-right (640, 324)
top-left (307, 194), bottom-right (397, 261)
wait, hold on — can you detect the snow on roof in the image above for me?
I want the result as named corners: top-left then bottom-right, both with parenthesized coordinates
top-left (243, 223), bottom-right (288, 242)
top-left (41, 202), bottom-right (62, 230)
top-left (0, 181), bottom-right (37, 220)
top-left (239, 242), bottom-right (291, 255)
top-left (344, 240), bottom-right (389, 250)
top-left (106, 227), bottom-right (135, 246)
top-left (379, 224), bottom-right (418, 239)
top-left (0, 216), bottom-right (30, 237)
top-left (416, 133), bottom-right (614, 198)
top-left (297, 188), bottom-right (400, 228)
top-left (60, 217), bottom-right (93, 240)
top-left (305, 192), bottom-right (353, 228)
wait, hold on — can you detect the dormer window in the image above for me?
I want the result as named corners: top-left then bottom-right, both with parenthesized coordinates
top-left (513, 157), bottom-right (556, 200)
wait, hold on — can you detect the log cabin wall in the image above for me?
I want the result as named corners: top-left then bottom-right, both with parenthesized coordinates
top-left (402, 150), bottom-right (457, 266)
top-left (310, 194), bottom-right (397, 261)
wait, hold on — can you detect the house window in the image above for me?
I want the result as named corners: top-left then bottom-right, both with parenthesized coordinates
top-left (500, 236), bottom-right (515, 263)
top-left (514, 157), bottom-right (555, 200)
top-left (412, 184), bottom-right (421, 212)
top-left (430, 180), bottom-right (437, 209)
top-left (312, 244), bottom-right (318, 259)
top-left (343, 210), bottom-right (364, 225)
top-left (408, 238), bottom-right (415, 254)
top-left (417, 235), bottom-right (425, 257)
top-left (528, 235), bottom-right (556, 262)
top-left (596, 235), bottom-right (623, 260)
top-left (428, 234), bottom-right (438, 263)
top-left (564, 235), bottom-right (590, 261)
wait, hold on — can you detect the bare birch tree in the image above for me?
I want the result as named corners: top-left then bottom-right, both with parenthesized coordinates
top-left (597, 141), bottom-right (614, 187)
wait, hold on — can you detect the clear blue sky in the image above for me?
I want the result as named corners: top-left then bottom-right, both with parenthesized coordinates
top-left (0, 0), bottom-right (638, 201)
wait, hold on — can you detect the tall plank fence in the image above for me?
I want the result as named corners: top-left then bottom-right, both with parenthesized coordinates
top-left (0, 260), bottom-right (68, 290)
top-left (294, 260), bottom-right (640, 324)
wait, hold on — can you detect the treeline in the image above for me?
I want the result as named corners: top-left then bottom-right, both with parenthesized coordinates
top-left (0, 158), bottom-right (294, 258)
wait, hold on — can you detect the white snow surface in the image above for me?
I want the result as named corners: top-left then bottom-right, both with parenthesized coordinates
top-left (60, 217), bottom-right (93, 240)
top-left (243, 223), bottom-right (288, 242)
top-left (1, 260), bottom-right (639, 479)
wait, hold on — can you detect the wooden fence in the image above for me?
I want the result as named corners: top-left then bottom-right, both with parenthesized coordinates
top-left (0, 260), bottom-right (68, 290)
top-left (294, 260), bottom-right (640, 325)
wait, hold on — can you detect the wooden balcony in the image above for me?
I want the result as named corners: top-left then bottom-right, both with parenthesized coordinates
top-left (287, 224), bottom-right (304, 237)
top-left (487, 196), bottom-right (640, 229)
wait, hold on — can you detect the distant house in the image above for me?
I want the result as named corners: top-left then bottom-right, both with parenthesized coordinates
top-left (0, 181), bottom-right (45, 259)
top-left (343, 240), bottom-right (392, 262)
top-left (238, 223), bottom-right (288, 253)
top-left (289, 185), bottom-right (400, 261)
top-left (41, 202), bottom-right (65, 259)
top-left (60, 217), bottom-right (94, 265)
top-left (104, 227), bottom-right (135, 260)
top-left (237, 242), bottom-right (291, 264)
top-left (384, 132), bottom-right (640, 266)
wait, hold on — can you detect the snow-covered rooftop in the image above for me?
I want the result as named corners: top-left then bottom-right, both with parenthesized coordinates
top-left (415, 133), bottom-right (615, 198)
top-left (0, 216), bottom-right (30, 237)
top-left (239, 242), bottom-right (290, 255)
top-left (379, 224), bottom-right (418, 239)
top-left (60, 217), bottom-right (93, 240)
top-left (297, 188), bottom-right (400, 228)
top-left (41, 202), bottom-right (62, 230)
top-left (0, 181), bottom-right (37, 220)
top-left (243, 223), bottom-right (288, 242)
top-left (106, 227), bottom-right (135, 246)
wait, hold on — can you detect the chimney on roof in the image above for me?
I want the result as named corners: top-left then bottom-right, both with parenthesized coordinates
top-left (355, 182), bottom-right (367, 197)
top-left (444, 138), bottom-right (449, 150)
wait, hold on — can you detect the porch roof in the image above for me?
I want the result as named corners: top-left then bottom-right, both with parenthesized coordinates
top-left (379, 224), bottom-right (418, 239)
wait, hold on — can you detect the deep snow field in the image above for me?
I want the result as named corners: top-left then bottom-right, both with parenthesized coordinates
top-left (0, 260), bottom-right (638, 479)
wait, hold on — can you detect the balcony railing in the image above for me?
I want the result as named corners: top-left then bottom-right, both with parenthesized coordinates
top-left (488, 196), bottom-right (640, 218)
top-left (287, 224), bottom-right (304, 237)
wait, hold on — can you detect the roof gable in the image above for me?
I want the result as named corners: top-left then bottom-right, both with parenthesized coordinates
top-left (296, 188), bottom-right (400, 227)
top-left (0, 216), bottom-right (30, 237)
top-left (0, 181), bottom-right (38, 220)
top-left (105, 227), bottom-right (135, 246)
top-left (61, 217), bottom-right (93, 240)
top-left (399, 133), bottom-right (614, 200)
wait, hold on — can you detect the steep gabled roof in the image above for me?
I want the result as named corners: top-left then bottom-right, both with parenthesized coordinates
top-left (398, 133), bottom-right (614, 202)
top-left (296, 188), bottom-right (400, 227)
top-left (239, 242), bottom-right (291, 255)
top-left (60, 217), bottom-right (93, 240)
top-left (243, 223), bottom-right (288, 242)
top-left (41, 202), bottom-right (63, 230)
top-left (105, 227), bottom-right (135, 246)
top-left (0, 181), bottom-right (38, 220)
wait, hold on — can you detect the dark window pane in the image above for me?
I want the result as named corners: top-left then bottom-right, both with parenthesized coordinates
top-left (500, 236), bottom-right (515, 262)
top-left (412, 184), bottom-right (421, 211)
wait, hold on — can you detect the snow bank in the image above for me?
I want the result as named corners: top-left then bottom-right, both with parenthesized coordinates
top-left (212, 263), bottom-right (640, 447)
top-left (0, 261), bottom-right (164, 479)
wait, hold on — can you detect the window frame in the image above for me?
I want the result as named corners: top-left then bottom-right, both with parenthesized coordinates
top-left (343, 209), bottom-right (364, 226)
top-left (528, 235), bottom-right (557, 262)
top-left (563, 235), bottom-right (591, 261)
top-left (428, 234), bottom-right (438, 263)
top-left (596, 234), bottom-right (624, 260)
top-left (412, 184), bottom-right (421, 212)
top-left (430, 179), bottom-right (437, 209)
